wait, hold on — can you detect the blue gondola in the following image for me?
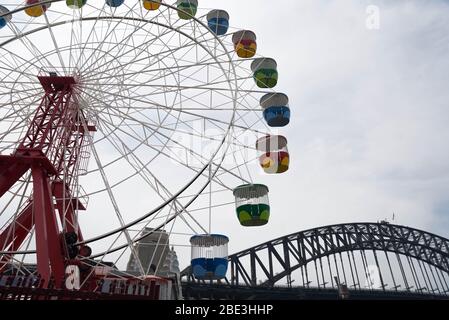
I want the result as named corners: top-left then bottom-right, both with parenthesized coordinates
top-left (106, 0), bottom-right (125, 7)
top-left (207, 10), bottom-right (229, 36)
top-left (190, 234), bottom-right (228, 280)
top-left (0, 6), bottom-right (11, 28)
top-left (260, 93), bottom-right (291, 127)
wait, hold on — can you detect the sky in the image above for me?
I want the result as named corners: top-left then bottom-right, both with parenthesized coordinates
top-left (202, 0), bottom-right (449, 244)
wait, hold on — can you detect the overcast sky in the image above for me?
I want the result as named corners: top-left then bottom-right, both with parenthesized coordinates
top-left (201, 0), bottom-right (449, 246)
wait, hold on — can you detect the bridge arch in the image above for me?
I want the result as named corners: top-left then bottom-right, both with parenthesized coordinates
top-left (227, 222), bottom-right (449, 289)
top-left (182, 222), bottom-right (449, 295)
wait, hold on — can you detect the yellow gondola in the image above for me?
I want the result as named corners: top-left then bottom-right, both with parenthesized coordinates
top-left (142, 0), bottom-right (161, 11)
top-left (25, 0), bottom-right (51, 18)
top-left (232, 30), bottom-right (257, 58)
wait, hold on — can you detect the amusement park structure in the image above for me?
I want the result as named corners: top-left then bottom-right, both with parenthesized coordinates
top-left (0, 0), bottom-right (292, 299)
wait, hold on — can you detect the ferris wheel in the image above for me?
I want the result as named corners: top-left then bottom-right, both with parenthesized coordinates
top-left (0, 0), bottom-right (292, 291)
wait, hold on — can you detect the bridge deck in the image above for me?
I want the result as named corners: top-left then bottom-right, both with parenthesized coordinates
top-left (182, 282), bottom-right (449, 300)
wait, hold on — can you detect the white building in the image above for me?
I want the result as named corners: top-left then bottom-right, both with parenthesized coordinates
top-left (126, 228), bottom-right (170, 275)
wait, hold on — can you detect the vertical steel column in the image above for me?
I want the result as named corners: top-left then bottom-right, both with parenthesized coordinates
top-left (319, 258), bottom-right (326, 288)
top-left (268, 248), bottom-right (273, 285)
top-left (416, 259), bottom-right (430, 292)
top-left (346, 251), bottom-right (356, 289)
top-left (313, 260), bottom-right (320, 288)
top-left (250, 250), bottom-right (256, 286)
top-left (396, 253), bottom-right (410, 290)
top-left (426, 263), bottom-right (440, 294)
top-left (333, 254), bottom-right (341, 285)
top-left (437, 268), bottom-right (449, 293)
top-left (351, 251), bottom-right (361, 290)
top-left (31, 164), bottom-right (65, 288)
top-left (432, 265), bottom-right (445, 295)
top-left (326, 256), bottom-right (334, 288)
top-left (360, 250), bottom-right (370, 289)
top-left (373, 250), bottom-right (385, 291)
top-left (420, 260), bottom-right (434, 293)
top-left (232, 259), bottom-right (237, 285)
top-left (385, 252), bottom-right (398, 290)
top-left (338, 252), bottom-right (347, 285)
top-left (407, 256), bottom-right (421, 292)
top-left (300, 266), bottom-right (305, 287)
top-left (305, 264), bottom-right (310, 288)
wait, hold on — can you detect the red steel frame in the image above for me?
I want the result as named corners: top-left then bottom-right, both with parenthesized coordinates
top-left (0, 75), bottom-right (95, 288)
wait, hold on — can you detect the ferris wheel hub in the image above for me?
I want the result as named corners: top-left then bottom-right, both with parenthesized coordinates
top-left (37, 74), bottom-right (76, 92)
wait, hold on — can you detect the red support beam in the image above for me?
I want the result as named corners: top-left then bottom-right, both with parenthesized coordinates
top-left (31, 164), bottom-right (65, 287)
top-left (0, 160), bottom-right (30, 198)
top-left (0, 74), bottom-right (91, 288)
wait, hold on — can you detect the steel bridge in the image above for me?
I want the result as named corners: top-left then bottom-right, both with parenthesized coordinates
top-left (181, 222), bottom-right (449, 300)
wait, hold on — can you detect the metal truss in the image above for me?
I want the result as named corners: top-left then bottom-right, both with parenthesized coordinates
top-left (228, 222), bottom-right (449, 287)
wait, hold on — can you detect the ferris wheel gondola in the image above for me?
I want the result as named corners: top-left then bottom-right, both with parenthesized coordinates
top-left (143, 0), bottom-right (162, 11)
top-left (207, 10), bottom-right (230, 36)
top-left (260, 92), bottom-right (291, 127)
top-left (251, 58), bottom-right (278, 89)
top-left (0, 5), bottom-right (11, 28)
